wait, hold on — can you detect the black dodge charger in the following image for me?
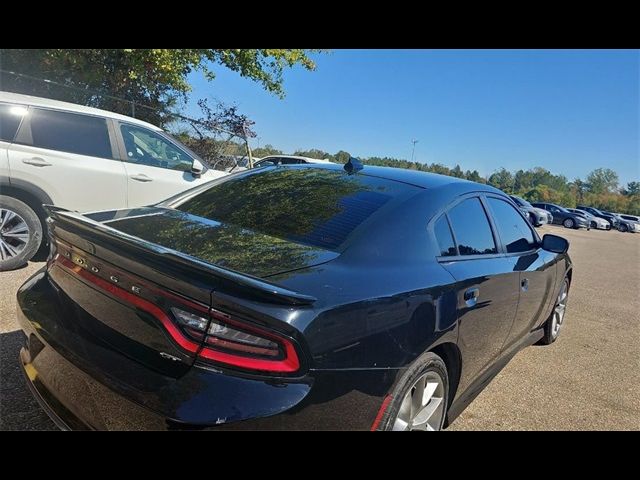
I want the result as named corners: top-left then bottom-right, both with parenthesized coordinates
top-left (17, 161), bottom-right (572, 430)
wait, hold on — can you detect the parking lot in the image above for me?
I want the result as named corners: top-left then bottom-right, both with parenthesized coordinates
top-left (1, 225), bottom-right (638, 430)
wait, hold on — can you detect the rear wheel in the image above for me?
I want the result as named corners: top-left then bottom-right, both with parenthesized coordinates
top-left (378, 352), bottom-right (449, 431)
top-left (618, 224), bottom-right (628, 232)
top-left (563, 218), bottom-right (575, 229)
top-left (0, 196), bottom-right (42, 271)
top-left (539, 277), bottom-right (570, 345)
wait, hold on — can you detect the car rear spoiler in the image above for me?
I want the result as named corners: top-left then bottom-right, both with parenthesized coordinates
top-left (44, 205), bottom-right (317, 306)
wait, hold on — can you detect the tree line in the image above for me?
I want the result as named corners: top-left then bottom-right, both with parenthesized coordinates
top-left (252, 145), bottom-right (640, 215)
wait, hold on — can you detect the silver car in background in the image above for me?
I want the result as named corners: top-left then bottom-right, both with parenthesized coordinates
top-left (569, 208), bottom-right (610, 230)
top-left (510, 195), bottom-right (551, 227)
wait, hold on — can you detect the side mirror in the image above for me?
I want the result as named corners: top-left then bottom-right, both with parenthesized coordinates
top-left (542, 234), bottom-right (569, 254)
top-left (191, 158), bottom-right (205, 177)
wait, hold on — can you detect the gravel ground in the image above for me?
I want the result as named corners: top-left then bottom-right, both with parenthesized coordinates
top-left (1, 225), bottom-right (638, 430)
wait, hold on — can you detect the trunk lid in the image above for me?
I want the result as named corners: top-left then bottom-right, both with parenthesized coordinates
top-left (43, 206), bottom-right (326, 380)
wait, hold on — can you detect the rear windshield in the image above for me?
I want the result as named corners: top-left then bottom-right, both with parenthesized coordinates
top-left (175, 167), bottom-right (420, 250)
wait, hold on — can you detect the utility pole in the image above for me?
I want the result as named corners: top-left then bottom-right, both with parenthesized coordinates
top-left (411, 139), bottom-right (419, 162)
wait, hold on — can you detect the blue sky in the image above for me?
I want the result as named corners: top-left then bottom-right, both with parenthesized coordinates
top-left (186, 50), bottom-right (639, 185)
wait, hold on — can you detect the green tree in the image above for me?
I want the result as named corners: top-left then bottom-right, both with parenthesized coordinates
top-left (488, 168), bottom-right (515, 192)
top-left (622, 181), bottom-right (640, 196)
top-left (0, 49), bottom-right (321, 125)
top-left (334, 151), bottom-right (351, 164)
top-left (252, 144), bottom-right (283, 158)
top-left (450, 165), bottom-right (464, 178)
top-left (586, 168), bottom-right (619, 194)
top-left (293, 148), bottom-right (333, 160)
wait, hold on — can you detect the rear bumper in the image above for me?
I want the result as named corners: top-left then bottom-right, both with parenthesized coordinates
top-left (17, 269), bottom-right (394, 430)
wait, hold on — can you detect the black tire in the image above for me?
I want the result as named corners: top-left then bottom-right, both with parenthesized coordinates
top-left (590, 221), bottom-right (597, 229)
top-left (0, 196), bottom-right (43, 271)
top-left (538, 276), bottom-right (570, 345)
top-left (377, 351), bottom-right (449, 431)
top-left (563, 218), bottom-right (575, 229)
top-left (618, 224), bottom-right (628, 233)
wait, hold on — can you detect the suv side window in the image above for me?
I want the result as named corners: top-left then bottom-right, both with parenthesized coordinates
top-left (120, 124), bottom-right (192, 171)
top-left (27, 108), bottom-right (113, 158)
top-left (0, 103), bottom-right (26, 142)
top-left (447, 197), bottom-right (497, 256)
top-left (486, 197), bottom-right (536, 253)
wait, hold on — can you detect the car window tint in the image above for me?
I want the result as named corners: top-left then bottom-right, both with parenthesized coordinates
top-left (175, 168), bottom-right (420, 251)
top-left (121, 124), bottom-right (192, 171)
top-left (434, 215), bottom-right (457, 256)
top-left (0, 104), bottom-right (26, 142)
top-left (447, 198), bottom-right (497, 256)
top-left (29, 108), bottom-right (112, 158)
top-left (487, 197), bottom-right (536, 253)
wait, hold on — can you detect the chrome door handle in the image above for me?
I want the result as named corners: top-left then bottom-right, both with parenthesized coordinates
top-left (22, 157), bottom-right (52, 167)
top-left (464, 287), bottom-right (479, 307)
top-left (130, 174), bottom-right (153, 182)
top-left (521, 278), bottom-right (529, 292)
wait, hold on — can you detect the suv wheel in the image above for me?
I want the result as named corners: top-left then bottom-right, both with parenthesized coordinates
top-left (618, 224), bottom-right (628, 233)
top-left (0, 196), bottom-right (43, 271)
top-left (563, 218), bottom-right (575, 229)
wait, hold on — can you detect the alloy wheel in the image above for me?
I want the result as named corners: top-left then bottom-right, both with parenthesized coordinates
top-left (393, 371), bottom-right (446, 431)
top-left (550, 279), bottom-right (569, 338)
top-left (0, 208), bottom-right (30, 261)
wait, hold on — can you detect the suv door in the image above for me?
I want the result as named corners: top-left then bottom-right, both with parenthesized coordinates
top-left (484, 196), bottom-right (557, 351)
top-left (116, 122), bottom-right (220, 207)
top-left (435, 196), bottom-right (519, 393)
top-left (0, 103), bottom-right (24, 181)
top-left (8, 107), bottom-right (127, 212)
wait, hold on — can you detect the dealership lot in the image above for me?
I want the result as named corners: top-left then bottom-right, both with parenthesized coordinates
top-left (1, 225), bottom-right (638, 430)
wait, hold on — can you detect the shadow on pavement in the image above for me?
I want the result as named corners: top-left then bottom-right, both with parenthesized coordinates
top-left (0, 330), bottom-right (56, 430)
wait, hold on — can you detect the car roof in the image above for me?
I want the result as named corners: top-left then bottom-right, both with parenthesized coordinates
top-left (0, 91), bottom-right (162, 131)
top-left (280, 162), bottom-right (503, 192)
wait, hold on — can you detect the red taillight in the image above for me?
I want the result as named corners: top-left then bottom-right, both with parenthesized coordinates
top-left (171, 307), bottom-right (300, 373)
top-left (54, 253), bottom-right (301, 374)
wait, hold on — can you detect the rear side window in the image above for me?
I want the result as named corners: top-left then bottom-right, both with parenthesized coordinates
top-left (28, 108), bottom-right (112, 158)
top-left (434, 215), bottom-right (456, 257)
top-left (0, 104), bottom-right (26, 142)
top-left (175, 167), bottom-right (420, 251)
top-left (447, 198), bottom-right (497, 256)
top-left (486, 197), bottom-right (536, 253)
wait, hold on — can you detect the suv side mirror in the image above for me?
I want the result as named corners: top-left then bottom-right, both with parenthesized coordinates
top-left (542, 234), bottom-right (569, 254)
top-left (191, 158), bottom-right (205, 177)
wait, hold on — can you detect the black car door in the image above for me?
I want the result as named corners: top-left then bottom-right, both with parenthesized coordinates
top-left (436, 196), bottom-right (519, 394)
top-left (484, 196), bottom-right (558, 352)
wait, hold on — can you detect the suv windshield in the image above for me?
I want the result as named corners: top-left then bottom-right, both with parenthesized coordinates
top-left (174, 167), bottom-right (420, 251)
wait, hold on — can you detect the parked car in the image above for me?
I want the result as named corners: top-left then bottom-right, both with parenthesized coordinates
top-left (576, 205), bottom-right (619, 229)
top-left (531, 202), bottom-right (590, 229)
top-left (254, 155), bottom-right (335, 167)
top-left (509, 195), bottom-right (551, 226)
top-left (17, 161), bottom-right (573, 430)
top-left (619, 214), bottom-right (640, 223)
top-left (612, 213), bottom-right (640, 233)
top-left (0, 91), bottom-right (228, 271)
top-left (567, 208), bottom-right (610, 230)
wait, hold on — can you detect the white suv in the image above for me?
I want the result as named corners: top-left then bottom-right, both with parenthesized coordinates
top-left (0, 91), bottom-right (227, 270)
